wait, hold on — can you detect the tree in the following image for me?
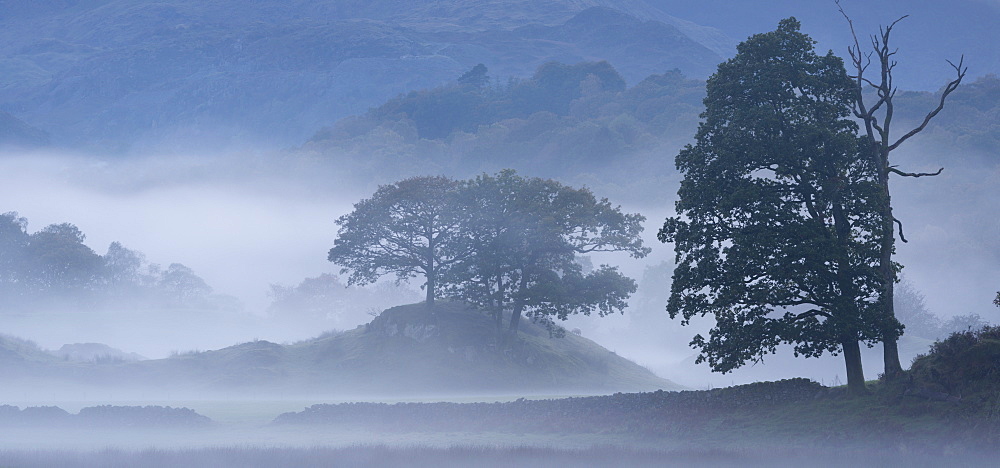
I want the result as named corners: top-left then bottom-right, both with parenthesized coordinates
top-left (157, 263), bottom-right (213, 307)
top-left (267, 273), bottom-right (421, 328)
top-left (658, 18), bottom-right (884, 394)
top-left (837, 1), bottom-right (967, 378)
top-left (0, 211), bottom-right (29, 298)
top-left (102, 241), bottom-right (147, 292)
top-left (445, 170), bottom-right (649, 338)
top-left (894, 279), bottom-right (941, 339)
top-left (328, 176), bottom-right (466, 305)
top-left (458, 64), bottom-right (489, 88)
top-left (24, 223), bottom-right (103, 294)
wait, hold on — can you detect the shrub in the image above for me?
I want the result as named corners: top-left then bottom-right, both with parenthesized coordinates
top-left (909, 325), bottom-right (1000, 395)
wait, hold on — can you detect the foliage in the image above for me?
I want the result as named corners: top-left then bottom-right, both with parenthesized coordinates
top-left (659, 19), bottom-right (884, 390)
top-left (0, 212), bottom-right (29, 289)
top-left (157, 263), bottom-right (214, 307)
top-left (327, 176), bottom-right (464, 305)
top-left (305, 61), bottom-right (704, 180)
top-left (366, 61), bottom-right (627, 140)
top-left (23, 223), bottom-right (104, 293)
top-left (0, 211), bottom-right (227, 312)
top-left (444, 170), bottom-right (649, 336)
top-left (457, 63), bottom-right (489, 89)
top-left (328, 171), bottom-right (648, 337)
top-left (891, 75), bottom-right (1000, 154)
top-left (909, 325), bottom-right (1000, 396)
top-left (893, 279), bottom-right (939, 339)
top-left (895, 279), bottom-right (992, 340)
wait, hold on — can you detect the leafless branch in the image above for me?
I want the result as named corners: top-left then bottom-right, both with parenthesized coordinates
top-left (888, 56), bottom-right (967, 151)
top-left (792, 309), bottom-right (832, 321)
top-left (893, 217), bottom-right (908, 243)
top-left (888, 167), bottom-right (944, 178)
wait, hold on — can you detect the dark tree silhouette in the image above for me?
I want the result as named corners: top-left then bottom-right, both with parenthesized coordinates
top-left (659, 18), bottom-right (884, 394)
top-left (328, 176), bottom-right (466, 305)
top-left (445, 170), bottom-right (649, 338)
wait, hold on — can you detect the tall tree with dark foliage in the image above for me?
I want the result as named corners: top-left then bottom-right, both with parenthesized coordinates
top-left (659, 19), bottom-right (883, 394)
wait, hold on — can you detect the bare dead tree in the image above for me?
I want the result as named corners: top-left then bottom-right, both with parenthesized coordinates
top-left (837, 0), bottom-right (967, 378)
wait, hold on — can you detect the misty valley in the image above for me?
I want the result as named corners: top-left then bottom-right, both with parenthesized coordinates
top-left (2, 1), bottom-right (1000, 467)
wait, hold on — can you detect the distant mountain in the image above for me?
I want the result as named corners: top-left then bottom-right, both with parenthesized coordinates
top-left (2, 1), bottom-right (993, 152)
top-left (645, 0), bottom-right (1000, 91)
top-left (1, 302), bottom-right (681, 397)
top-left (0, 111), bottom-right (49, 147)
top-left (0, 1), bottom-right (724, 152)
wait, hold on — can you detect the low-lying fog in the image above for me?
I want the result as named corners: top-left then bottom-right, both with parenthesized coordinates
top-left (2, 141), bottom-right (997, 389)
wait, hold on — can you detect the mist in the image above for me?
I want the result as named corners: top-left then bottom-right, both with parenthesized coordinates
top-left (0, 150), bottom-right (372, 357)
top-left (3, 132), bottom-right (996, 387)
top-left (2, 1), bottom-right (999, 465)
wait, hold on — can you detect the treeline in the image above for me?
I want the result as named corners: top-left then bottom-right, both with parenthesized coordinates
top-left (0, 212), bottom-right (230, 312)
top-left (304, 61), bottom-right (705, 178)
top-left (891, 74), bottom-right (1000, 154)
top-left (893, 279), bottom-right (991, 341)
top-left (267, 273), bottom-right (419, 330)
top-left (301, 61), bottom-right (998, 187)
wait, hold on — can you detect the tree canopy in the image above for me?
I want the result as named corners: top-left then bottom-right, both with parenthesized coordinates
top-left (0, 211), bottom-right (224, 312)
top-left (444, 170), bottom-right (649, 337)
top-left (328, 171), bottom-right (649, 339)
top-left (327, 176), bottom-right (466, 305)
top-left (659, 18), bottom-right (884, 393)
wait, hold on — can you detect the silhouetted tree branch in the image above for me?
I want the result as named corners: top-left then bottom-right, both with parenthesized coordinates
top-left (837, 0), bottom-right (966, 378)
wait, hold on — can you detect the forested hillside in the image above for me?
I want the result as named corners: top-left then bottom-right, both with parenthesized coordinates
top-left (0, 1), bottom-right (722, 151)
top-left (303, 62), bottom-right (703, 181)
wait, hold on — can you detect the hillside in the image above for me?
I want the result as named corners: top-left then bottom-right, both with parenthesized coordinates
top-left (1, 302), bottom-right (680, 397)
top-left (0, 1), bottom-right (723, 152)
top-left (643, 0), bottom-right (1000, 91)
top-left (0, 111), bottom-right (49, 147)
top-left (299, 60), bottom-right (704, 194)
top-left (2, 1), bottom-right (994, 151)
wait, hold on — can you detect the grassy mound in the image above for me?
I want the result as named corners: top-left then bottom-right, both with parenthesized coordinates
top-left (54, 301), bottom-right (679, 396)
top-left (285, 301), bottom-right (681, 394)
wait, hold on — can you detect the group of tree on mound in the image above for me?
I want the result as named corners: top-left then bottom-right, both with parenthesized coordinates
top-left (0, 212), bottom-right (225, 312)
top-left (327, 171), bottom-right (649, 338)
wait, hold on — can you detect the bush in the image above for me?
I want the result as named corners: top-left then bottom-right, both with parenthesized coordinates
top-left (909, 325), bottom-right (1000, 395)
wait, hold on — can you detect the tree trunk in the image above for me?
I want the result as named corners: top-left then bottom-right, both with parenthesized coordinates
top-left (842, 340), bottom-right (867, 395)
top-left (425, 274), bottom-right (435, 306)
top-left (493, 278), bottom-right (505, 334)
top-left (506, 274), bottom-right (529, 337)
top-left (423, 254), bottom-right (438, 308)
top-left (508, 301), bottom-right (523, 335)
top-left (878, 163), bottom-right (904, 378)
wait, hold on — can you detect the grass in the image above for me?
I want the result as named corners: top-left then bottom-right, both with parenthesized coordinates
top-left (0, 444), bottom-right (997, 468)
